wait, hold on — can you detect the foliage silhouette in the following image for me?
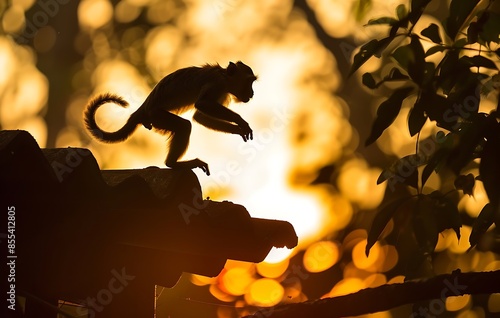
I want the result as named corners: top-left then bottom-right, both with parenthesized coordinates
top-left (350, 0), bottom-right (500, 270)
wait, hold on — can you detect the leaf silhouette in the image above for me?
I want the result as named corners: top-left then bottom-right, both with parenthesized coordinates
top-left (366, 196), bottom-right (410, 256)
top-left (362, 72), bottom-right (377, 89)
top-left (408, 100), bottom-right (427, 137)
top-left (479, 121), bottom-right (500, 226)
top-left (364, 68), bottom-right (410, 89)
top-left (349, 37), bottom-right (394, 77)
top-left (409, 0), bottom-right (432, 24)
top-left (430, 191), bottom-right (461, 240)
top-left (425, 45), bottom-right (447, 57)
top-left (460, 55), bottom-right (498, 70)
top-left (447, 117), bottom-right (486, 175)
top-left (392, 35), bottom-right (426, 85)
top-left (408, 35), bottom-right (426, 85)
top-left (445, 0), bottom-right (480, 39)
top-left (396, 4), bottom-right (407, 21)
top-left (366, 17), bottom-right (398, 26)
top-left (437, 50), bottom-right (461, 95)
top-left (421, 23), bottom-right (442, 44)
top-left (392, 45), bottom-right (412, 72)
top-left (454, 174), bottom-right (475, 196)
top-left (476, 12), bottom-right (500, 44)
top-left (377, 154), bottom-right (422, 189)
top-left (421, 147), bottom-right (450, 187)
top-left (413, 196), bottom-right (439, 255)
top-left (365, 87), bottom-right (413, 146)
top-left (386, 67), bottom-right (409, 81)
top-left (469, 203), bottom-right (495, 249)
top-left (468, 21), bottom-right (480, 44)
top-left (414, 90), bottom-right (454, 130)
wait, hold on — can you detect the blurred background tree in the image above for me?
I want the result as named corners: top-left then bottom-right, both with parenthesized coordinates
top-left (1, 0), bottom-right (499, 317)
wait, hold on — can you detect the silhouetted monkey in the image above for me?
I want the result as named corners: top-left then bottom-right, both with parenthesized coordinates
top-left (84, 61), bottom-right (257, 175)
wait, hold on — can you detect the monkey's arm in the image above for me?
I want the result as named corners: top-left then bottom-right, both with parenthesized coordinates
top-left (195, 85), bottom-right (253, 141)
top-left (193, 111), bottom-right (251, 141)
top-left (195, 101), bottom-right (245, 125)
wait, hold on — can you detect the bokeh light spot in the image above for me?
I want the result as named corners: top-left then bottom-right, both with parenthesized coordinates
top-left (380, 245), bottom-right (398, 272)
top-left (34, 26), bottom-right (57, 53)
top-left (256, 259), bottom-right (289, 279)
top-left (337, 159), bottom-right (386, 209)
top-left (364, 273), bottom-right (386, 288)
top-left (114, 1), bottom-right (141, 23)
top-left (144, 26), bottom-right (183, 77)
top-left (0, 38), bottom-right (17, 89)
top-left (446, 295), bottom-right (470, 312)
top-left (327, 193), bottom-right (354, 232)
top-left (16, 0), bottom-right (36, 10)
top-left (209, 284), bottom-right (236, 303)
top-left (352, 240), bottom-right (381, 271)
top-left (220, 267), bottom-right (254, 296)
top-left (78, 0), bottom-right (113, 29)
top-left (448, 226), bottom-right (472, 254)
top-left (190, 274), bottom-right (216, 286)
top-left (303, 241), bottom-right (340, 273)
top-left (246, 278), bottom-right (284, 307)
top-left (488, 294), bottom-right (500, 312)
top-left (2, 4), bottom-right (25, 33)
top-left (460, 180), bottom-right (490, 218)
top-left (329, 277), bottom-right (365, 297)
top-left (485, 261), bottom-right (500, 271)
top-left (387, 275), bottom-right (405, 284)
top-left (125, 0), bottom-right (151, 6)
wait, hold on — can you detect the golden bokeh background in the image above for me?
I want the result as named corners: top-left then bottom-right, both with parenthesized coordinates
top-left (1, 0), bottom-right (499, 317)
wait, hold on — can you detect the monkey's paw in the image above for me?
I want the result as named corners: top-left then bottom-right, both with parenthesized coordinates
top-left (238, 122), bottom-right (253, 142)
top-left (193, 158), bottom-right (210, 176)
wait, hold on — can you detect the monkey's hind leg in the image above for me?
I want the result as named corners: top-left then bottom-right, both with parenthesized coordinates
top-left (150, 110), bottom-right (210, 175)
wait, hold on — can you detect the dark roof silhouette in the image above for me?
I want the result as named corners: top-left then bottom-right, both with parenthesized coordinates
top-left (0, 130), bottom-right (297, 318)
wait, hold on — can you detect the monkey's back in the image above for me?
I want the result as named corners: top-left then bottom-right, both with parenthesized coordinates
top-left (143, 64), bottom-right (228, 114)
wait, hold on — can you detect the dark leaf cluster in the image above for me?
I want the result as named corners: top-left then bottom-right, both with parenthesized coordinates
top-left (350, 0), bottom-right (500, 262)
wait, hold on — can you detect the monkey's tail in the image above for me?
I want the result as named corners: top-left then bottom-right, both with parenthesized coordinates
top-left (84, 93), bottom-right (143, 143)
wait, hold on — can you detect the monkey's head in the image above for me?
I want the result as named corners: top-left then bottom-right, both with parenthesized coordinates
top-left (226, 61), bottom-right (257, 103)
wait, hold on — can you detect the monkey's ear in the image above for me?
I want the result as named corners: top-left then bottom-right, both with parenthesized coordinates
top-left (227, 62), bottom-right (237, 76)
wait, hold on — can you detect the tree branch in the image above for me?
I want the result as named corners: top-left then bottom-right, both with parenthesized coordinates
top-left (293, 0), bottom-right (356, 79)
top-left (245, 270), bottom-right (500, 318)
